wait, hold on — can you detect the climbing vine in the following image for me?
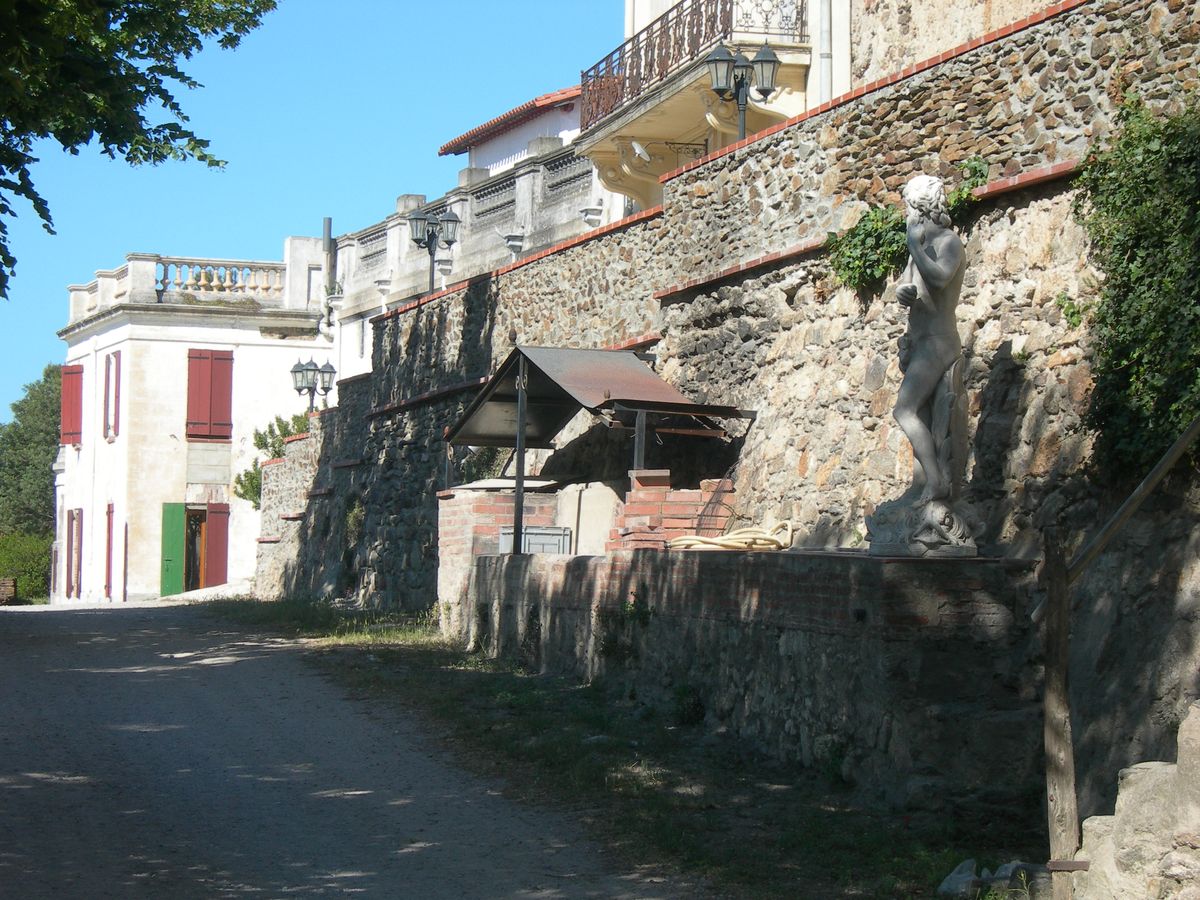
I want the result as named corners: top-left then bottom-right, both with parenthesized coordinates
top-left (825, 157), bottom-right (989, 294)
top-left (1072, 95), bottom-right (1200, 471)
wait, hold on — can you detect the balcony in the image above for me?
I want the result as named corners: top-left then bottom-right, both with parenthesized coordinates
top-left (576, 0), bottom-right (811, 210)
top-left (581, 0), bottom-right (809, 132)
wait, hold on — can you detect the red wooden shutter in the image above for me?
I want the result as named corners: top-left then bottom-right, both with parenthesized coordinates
top-left (61, 365), bottom-right (83, 445)
top-left (103, 355), bottom-right (111, 438)
top-left (112, 351), bottom-right (121, 437)
top-left (64, 510), bottom-right (75, 598)
top-left (210, 351), bottom-right (234, 439)
top-left (105, 503), bottom-right (114, 599)
top-left (186, 349), bottom-right (213, 437)
top-left (205, 503), bottom-right (230, 587)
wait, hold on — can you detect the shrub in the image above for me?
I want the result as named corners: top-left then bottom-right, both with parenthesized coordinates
top-left (1073, 95), bottom-right (1200, 471)
top-left (0, 531), bottom-right (52, 599)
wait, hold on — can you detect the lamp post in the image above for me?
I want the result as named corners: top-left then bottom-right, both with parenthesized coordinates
top-left (291, 358), bottom-right (336, 412)
top-left (408, 208), bottom-right (461, 295)
top-left (705, 43), bottom-right (781, 140)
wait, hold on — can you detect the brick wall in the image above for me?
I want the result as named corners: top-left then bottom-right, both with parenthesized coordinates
top-left (437, 489), bottom-right (558, 633)
top-left (606, 470), bottom-right (734, 551)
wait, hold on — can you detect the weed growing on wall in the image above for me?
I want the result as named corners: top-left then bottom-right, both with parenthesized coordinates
top-left (233, 413), bottom-right (310, 509)
top-left (825, 157), bottom-right (989, 294)
top-left (1073, 96), bottom-right (1200, 471)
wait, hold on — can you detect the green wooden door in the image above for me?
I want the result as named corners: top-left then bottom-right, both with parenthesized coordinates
top-left (160, 503), bottom-right (186, 596)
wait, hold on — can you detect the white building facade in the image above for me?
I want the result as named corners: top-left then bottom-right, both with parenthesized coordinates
top-left (53, 245), bottom-right (332, 603)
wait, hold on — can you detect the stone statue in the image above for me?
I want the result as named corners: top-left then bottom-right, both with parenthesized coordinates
top-left (867, 175), bottom-right (977, 557)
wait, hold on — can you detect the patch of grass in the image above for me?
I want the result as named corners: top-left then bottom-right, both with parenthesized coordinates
top-left (203, 596), bottom-right (440, 647)
top-left (207, 597), bottom-right (1044, 898)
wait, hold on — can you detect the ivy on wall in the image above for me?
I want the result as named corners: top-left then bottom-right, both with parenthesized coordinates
top-left (825, 157), bottom-right (989, 294)
top-left (1073, 96), bottom-right (1200, 471)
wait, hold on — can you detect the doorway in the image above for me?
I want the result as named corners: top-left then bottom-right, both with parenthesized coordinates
top-left (161, 502), bottom-right (229, 596)
top-left (185, 507), bottom-right (207, 593)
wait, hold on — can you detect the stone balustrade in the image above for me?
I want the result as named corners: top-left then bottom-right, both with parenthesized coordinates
top-left (334, 146), bottom-right (609, 320)
top-left (65, 245), bottom-right (325, 326)
top-left (155, 257), bottom-right (286, 299)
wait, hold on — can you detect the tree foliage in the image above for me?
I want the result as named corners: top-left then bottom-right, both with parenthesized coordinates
top-left (0, 0), bottom-right (276, 298)
top-left (0, 364), bottom-right (60, 535)
top-left (0, 531), bottom-right (52, 599)
top-left (233, 413), bottom-right (309, 509)
top-left (1073, 96), bottom-right (1200, 471)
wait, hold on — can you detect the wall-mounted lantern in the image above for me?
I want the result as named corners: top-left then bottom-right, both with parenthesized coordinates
top-left (408, 208), bottom-right (461, 295)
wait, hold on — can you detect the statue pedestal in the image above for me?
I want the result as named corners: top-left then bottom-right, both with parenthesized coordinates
top-left (866, 496), bottom-right (978, 558)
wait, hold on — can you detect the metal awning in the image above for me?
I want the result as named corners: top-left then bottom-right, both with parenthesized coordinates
top-left (446, 345), bottom-right (746, 448)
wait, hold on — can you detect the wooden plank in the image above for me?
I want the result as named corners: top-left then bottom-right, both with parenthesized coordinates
top-left (0, 577), bottom-right (16, 605)
top-left (1043, 529), bottom-right (1079, 900)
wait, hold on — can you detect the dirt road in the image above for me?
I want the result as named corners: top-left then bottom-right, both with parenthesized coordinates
top-left (0, 603), bottom-right (685, 899)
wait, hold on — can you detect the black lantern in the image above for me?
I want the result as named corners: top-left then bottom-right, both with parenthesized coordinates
top-left (705, 45), bottom-right (736, 98)
top-left (318, 360), bottom-right (337, 395)
top-left (407, 209), bottom-right (430, 245)
top-left (438, 209), bottom-right (461, 246)
top-left (751, 43), bottom-right (781, 98)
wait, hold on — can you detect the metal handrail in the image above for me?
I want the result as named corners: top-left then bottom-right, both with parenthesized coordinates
top-left (580, 0), bottom-right (734, 131)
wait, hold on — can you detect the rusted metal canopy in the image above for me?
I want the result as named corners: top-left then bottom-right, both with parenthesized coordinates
top-left (446, 346), bottom-right (744, 448)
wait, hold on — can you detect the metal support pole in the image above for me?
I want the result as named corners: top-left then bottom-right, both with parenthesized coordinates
top-left (633, 410), bottom-right (647, 470)
top-left (427, 240), bottom-right (437, 295)
top-left (322, 217), bottom-right (335, 295)
top-left (512, 356), bottom-right (527, 554)
top-left (735, 79), bottom-right (748, 141)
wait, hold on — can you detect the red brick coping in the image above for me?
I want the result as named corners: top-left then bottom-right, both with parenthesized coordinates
top-left (658, 0), bottom-right (1092, 184)
top-left (282, 432), bottom-right (310, 444)
top-left (370, 206), bottom-right (665, 324)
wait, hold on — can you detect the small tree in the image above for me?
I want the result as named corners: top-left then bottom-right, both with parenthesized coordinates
top-left (233, 413), bottom-right (309, 509)
top-left (0, 0), bottom-right (276, 299)
top-left (0, 364), bottom-right (60, 535)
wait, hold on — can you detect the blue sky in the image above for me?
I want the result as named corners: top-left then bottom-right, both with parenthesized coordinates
top-left (0, 0), bottom-right (622, 422)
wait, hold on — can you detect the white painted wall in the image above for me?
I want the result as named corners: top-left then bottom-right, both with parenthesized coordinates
top-left (54, 311), bottom-right (330, 603)
top-left (467, 104), bottom-right (582, 175)
top-left (626, 0), bottom-right (678, 37)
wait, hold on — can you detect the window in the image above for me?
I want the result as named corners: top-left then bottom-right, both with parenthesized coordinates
top-left (61, 364), bottom-right (83, 445)
top-left (103, 351), bottom-right (121, 439)
top-left (186, 349), bottom-right (233, 440)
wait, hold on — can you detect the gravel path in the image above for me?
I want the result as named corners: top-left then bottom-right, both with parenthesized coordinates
top-left (0, 603), bottom-right (687, 899)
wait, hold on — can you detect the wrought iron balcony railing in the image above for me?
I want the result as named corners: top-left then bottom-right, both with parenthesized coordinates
top-left (580, 0), bottom-right (809, 132)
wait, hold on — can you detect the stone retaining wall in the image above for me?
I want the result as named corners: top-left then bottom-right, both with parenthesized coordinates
top-left (468, 549), bottom-right (1041, 808)
top-left (259, 0), bottom-right (1200, 813)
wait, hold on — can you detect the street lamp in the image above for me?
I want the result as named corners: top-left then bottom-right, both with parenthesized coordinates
top-left (408, 207), bottom-right (461, 295)
top-left (291, 358), bottom-right (336, 412)
top-left (705, 43), bottom-right (781, 140)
